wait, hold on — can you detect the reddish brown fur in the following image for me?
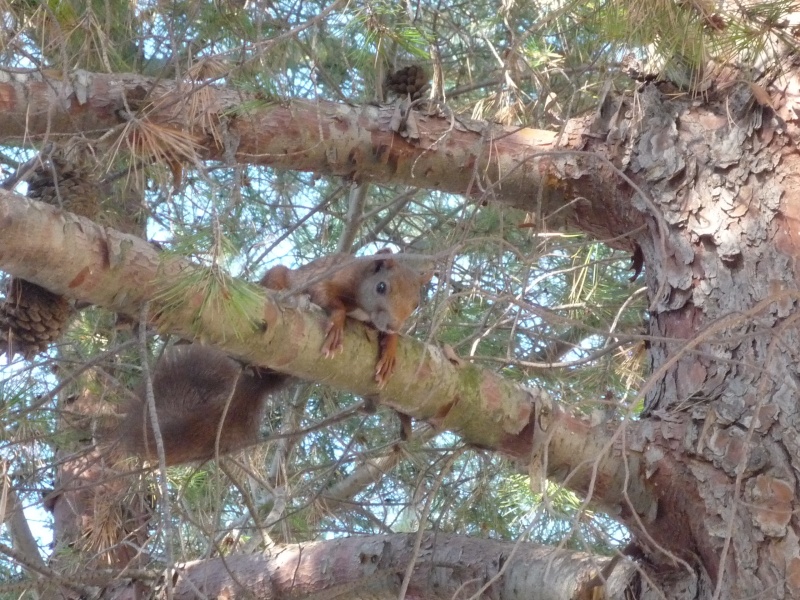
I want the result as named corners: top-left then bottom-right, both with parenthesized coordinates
top-left (120, 345), bottom-right (288, 465)
top-left (260, 249), bottom-right (429, 385)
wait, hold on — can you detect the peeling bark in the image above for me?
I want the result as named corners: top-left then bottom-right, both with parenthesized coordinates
top-left (172, 533), bottom-right (635, 600)
top-left (613, 73), bottom-right (800, 597)
top-left (0, 188), bottom-right (585, 464)
top-left (0, 69), bottom-right (644, 246)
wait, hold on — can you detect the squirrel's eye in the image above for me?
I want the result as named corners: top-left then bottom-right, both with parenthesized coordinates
top-left (376, 282), bottom-right (387, 295)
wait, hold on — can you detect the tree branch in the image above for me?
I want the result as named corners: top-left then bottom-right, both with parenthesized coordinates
top-left (173, 532), bottom-right (636, 600)
top-left (0, 188), bottom-right (660, 519)
top-left (0, 68), bottom-right (645, 244)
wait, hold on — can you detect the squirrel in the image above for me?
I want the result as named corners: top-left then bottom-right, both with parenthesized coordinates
top-left (118, 249), bottom-right (428, 465)
top-left (259, 248), bottom-right (430, 386)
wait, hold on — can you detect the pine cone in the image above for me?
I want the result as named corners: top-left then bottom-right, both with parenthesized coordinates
top-left (0, 279), bottom-right (73, 359)
top-left (0, 152), bottom-right (98, 359)
top-left (384, 65), bottom-right (429, 100)
top-left (27, 156), bottom-right (102, 219)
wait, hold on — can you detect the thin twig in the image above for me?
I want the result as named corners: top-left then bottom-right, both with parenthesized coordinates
top-left (0, 143), bottom-right (54, 191)
top-left (138, 304), bottom-right (175, 600)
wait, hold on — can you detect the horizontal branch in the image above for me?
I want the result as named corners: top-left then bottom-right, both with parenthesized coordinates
top-left (0, 188), bottom-right (659, 519)
top-left (0, 187), bottom-right (533, 441)
top-left (0, 68), bottom-right (645, 242)
top-left (174, 532), bottom-right (635, 600)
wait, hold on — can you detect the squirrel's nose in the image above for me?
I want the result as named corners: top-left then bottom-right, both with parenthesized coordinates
top-left (372, 313), bottom-right (397, 333)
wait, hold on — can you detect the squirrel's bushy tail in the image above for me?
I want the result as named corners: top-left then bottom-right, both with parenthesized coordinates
top-left (117, 345), bottom-right (288, 466)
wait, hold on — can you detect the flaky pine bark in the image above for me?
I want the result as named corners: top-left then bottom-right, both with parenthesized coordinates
top-left (0, 69), bottom-right (642, 246)
top-left (172, 533), bottom-right (635, 600)
top-left (594, 74), bottom-right (800, 597)
top-left (4, 63), bottom-right (800, 598)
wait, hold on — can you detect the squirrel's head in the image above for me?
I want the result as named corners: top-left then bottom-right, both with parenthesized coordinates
top-left (355, 249), bottom-right (431, 332)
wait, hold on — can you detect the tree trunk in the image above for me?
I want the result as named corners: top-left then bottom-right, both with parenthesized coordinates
top-left (597, 75), bottom-right (800, 597)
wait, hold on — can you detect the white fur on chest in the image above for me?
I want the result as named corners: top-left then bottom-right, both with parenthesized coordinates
top-left (347, 308), bottom-right (372, 323)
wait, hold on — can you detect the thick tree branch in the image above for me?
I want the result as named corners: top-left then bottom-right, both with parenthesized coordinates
top-left (173, 532), bottom-right (636, 600)
top-left (0, 189), bottom-right (660, 521)
top-left (0, 68), bottom-right (645, 244)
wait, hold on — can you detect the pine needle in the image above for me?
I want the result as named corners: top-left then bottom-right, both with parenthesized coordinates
top-left (152, 266), bottom-right (266, 342)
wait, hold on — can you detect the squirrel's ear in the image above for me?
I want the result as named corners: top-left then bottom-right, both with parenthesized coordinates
top-left (374, 248), bottom-right (395, 270)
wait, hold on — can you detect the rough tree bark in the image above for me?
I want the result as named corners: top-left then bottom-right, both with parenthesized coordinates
top-left (0, 70), bottom-right (642, 246)
top-left (2, 64), bottom-right (800, 598)
top-left (172, 533), bottom-right (635, 600)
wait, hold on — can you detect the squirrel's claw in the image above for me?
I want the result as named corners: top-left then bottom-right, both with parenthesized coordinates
top-left (375, 355), bottom-right (395, 388)
top-left (374, 332), bottom-right (399, 387)
top-left (322, 322), bottom-right (344, 357)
